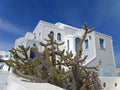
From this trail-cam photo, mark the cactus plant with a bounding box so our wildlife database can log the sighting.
[6,23,102,90]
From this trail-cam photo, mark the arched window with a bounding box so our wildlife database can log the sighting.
[50,31,54,35]
[75,37,80,51]
[57,33,61,41]
[30,49,35,59]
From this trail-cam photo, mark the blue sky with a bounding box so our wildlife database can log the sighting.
[0,0,120,67]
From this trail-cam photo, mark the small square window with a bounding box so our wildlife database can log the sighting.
[5,55,8,57]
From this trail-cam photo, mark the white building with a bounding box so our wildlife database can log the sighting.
[0,50,11,61]
[0,50,11,71]
[15,20,116,76]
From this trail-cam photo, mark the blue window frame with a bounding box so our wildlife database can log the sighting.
[57,33,61,41]
[99,38,104,49]
[30,49,35,59]
[75,37,80,51]
[85,39,89,49]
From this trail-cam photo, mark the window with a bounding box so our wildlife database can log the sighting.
[50,31,54,35]
[5,55,9,57]
[57,33,61,41]
[85,39,89,49]
[67,40,69,50]
[75,37,80,51]
[30,49,35,59]
[99,38,105,49]
[34,33,36,39]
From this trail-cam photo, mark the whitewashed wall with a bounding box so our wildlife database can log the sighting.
[82,31,96,65]
[7,75,64,90]
[94,32,116,76]
[100,77,120,90]
[6,74,120,90]
[33,21,66,52]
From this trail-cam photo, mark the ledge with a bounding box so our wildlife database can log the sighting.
[7,74,64,90]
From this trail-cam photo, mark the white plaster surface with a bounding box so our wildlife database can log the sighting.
[1,70,120,90]
[100,77,120,90]
[0,70,9,90]
[7,74,64,90]
[6,74,120,90]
